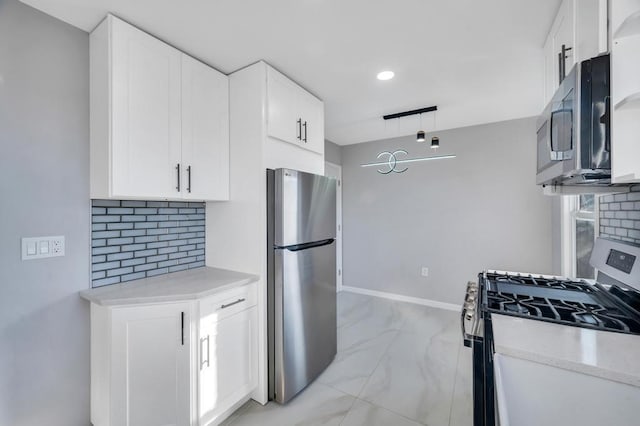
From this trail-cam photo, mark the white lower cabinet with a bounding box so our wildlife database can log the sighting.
[89,283,257,426]
[198,284,258,425]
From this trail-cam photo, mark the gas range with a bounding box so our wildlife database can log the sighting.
[461,238,640,426]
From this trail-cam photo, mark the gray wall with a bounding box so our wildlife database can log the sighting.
[599,186,640,244]
[0,1,90,424]
[342,117,553,304]
[325,139,343,166]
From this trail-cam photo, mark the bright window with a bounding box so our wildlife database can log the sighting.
[563,194,598,279]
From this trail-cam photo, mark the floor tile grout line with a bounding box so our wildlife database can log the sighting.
[355,327,401,399]
[337,392,360,426]
[225,292,469,426]
[355,295,461,425]
[353,299,423,423]
[357,396,431,425]
[352,297,400,400]
[446,342,464,426]
[344,294,407,399]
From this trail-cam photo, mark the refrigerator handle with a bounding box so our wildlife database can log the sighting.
[279,238,335,252]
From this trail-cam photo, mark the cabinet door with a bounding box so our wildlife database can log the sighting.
[111,302,191,426]
[546,0,575,93]
[574,0,601,62]
[110,17,182,199]
[199,306,257,425]
[543,35,557,104]
[267,67,302,145]
[181,55,230,201]
[611,0,640,183]
[298,90,324,155]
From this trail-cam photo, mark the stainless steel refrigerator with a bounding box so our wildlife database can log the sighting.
[267,168,337,404]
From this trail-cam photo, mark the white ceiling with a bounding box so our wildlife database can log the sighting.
[21,0,561,145]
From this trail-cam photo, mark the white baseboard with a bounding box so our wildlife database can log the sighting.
[341,285,461,312]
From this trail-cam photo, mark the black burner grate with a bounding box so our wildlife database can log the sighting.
[487,272,596,292]
[485,291,640,334]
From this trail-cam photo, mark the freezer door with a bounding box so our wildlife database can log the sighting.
[273,240,336,403]
[274,168,336,247]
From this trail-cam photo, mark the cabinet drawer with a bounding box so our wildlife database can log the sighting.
[199,283,257,322]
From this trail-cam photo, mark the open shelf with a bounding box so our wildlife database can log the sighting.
[612,106,640,184]
[614,92,640,110]
[612,36,640,104]
[614,10,640,39]
[612,0,640,36]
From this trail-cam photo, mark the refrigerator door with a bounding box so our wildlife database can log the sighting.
[274,168,336,247]
[273,239,336,403]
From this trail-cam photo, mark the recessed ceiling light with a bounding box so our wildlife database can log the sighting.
[377,71,395,81]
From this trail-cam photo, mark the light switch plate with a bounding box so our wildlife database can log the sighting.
[22,236,65,260]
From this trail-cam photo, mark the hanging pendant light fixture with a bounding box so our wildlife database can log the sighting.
[430,109,439,149]
[431,136,440,149]
[382,105,439,145]
[416,113,425,142]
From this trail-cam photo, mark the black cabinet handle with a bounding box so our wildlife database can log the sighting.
[181,311,185,345]
[303,121,308,143]
[176,163,181,192]
[187,166,192,193]
[297,118,302,140]
[558,44,572,84]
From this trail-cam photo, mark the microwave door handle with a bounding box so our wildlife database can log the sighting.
[549,109,562,160]
[549,108,573,160]
[600,96,611,152]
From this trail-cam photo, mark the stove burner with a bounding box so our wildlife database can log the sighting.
[488,272,594,292]
[485,291,640,334]
[562,301,633,332]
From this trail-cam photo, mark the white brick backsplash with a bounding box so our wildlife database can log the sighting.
[600,191,640,245]
[91,199,205,287]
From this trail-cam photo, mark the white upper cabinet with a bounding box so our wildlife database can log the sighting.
[611,0,640,183]
[267,68,301,145]
[298,89,324,151]
[181,55,230,200]
[543,0,606,103]
[543,0,575,101]
[266,66,324,154]
[90,15,229,201]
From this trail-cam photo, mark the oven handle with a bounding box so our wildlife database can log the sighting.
[461,308,473,348]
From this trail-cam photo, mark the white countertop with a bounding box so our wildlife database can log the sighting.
[80,267,259,306]
[491,313,640,387]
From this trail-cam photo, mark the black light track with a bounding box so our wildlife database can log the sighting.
[383,105,437,120]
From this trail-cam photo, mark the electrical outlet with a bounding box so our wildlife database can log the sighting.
[421,267,429,277]
[51,237,64,255]
[22,236,65,260]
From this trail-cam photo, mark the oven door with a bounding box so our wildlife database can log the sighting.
[463,317,496,426]
[462,280,496,426]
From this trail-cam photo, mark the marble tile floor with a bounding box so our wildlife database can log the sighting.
[222,291,472,426]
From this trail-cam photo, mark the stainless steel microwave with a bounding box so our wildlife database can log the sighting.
[536,54,610,186]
